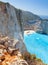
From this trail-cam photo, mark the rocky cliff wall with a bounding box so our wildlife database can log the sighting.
[0,2,26,53]
[41,20,48,34]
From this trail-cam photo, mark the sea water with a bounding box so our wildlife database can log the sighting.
[24,33,48,64]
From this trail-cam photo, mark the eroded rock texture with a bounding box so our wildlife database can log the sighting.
[0,1,26,53]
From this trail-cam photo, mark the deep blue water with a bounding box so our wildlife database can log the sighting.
[24,33,48,64]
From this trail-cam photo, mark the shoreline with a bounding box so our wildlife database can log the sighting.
[24,30,35,35]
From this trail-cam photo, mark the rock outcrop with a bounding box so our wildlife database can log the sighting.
[0,36,28,65]
[0,35,46,65]
[0,34,46,65]
[0,1,27,53]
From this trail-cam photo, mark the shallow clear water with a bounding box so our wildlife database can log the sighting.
[24,33,48,64]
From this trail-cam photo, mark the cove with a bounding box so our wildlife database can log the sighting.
[24,32,48,64]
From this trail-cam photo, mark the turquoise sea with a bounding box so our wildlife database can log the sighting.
[24,33,48,64]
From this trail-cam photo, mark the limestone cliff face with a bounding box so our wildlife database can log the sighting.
[0,2,26,53]
[41,20,48,34]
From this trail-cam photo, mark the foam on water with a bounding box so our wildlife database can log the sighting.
[24,33,48,64]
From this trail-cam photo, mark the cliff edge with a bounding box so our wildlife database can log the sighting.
[0,1,27,53]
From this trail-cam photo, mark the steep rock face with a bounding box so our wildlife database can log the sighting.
[41,20,48,34]
[0,2,26,53]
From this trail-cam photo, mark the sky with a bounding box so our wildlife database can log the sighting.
[0,0,48,16]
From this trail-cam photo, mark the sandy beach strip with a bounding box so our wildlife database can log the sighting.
[24,30,35,35]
